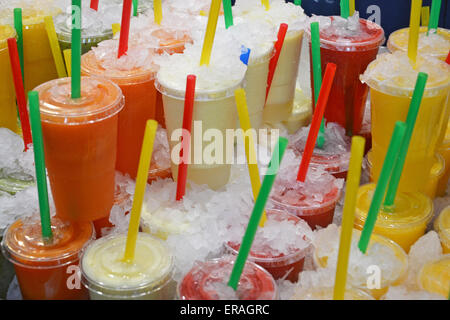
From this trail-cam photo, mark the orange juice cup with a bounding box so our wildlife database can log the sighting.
[434,206,450,254]
[417,254,450,298]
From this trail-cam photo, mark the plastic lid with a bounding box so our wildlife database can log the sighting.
[34,76,124,125]
[356,183,433,229]
[430,153,445,178]
[418,254,450,298]
[1,215,94,268]
[291,286,374,300]
[54,14,113,43]
[434,206,450,246]
[0,5,61,26]
[0,24,15,50]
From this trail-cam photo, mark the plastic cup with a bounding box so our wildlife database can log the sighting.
[387,27,450,61]
[81,49,158,179]
[225,209,313,282]
[437,122,450,196]
[354,183,434,253]
[35,76,124,222]
[434,206,450,254]
[81,232,176,300]
[417,254,450,298]
[307,16,385,136]
[291,286,374,300]
[0,25,19,134]
[1,215,95,300]
[422,153,445,200]
[177,256,278,300]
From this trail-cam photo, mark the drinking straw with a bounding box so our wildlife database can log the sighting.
[44,16,67,78]
[223,0,233,29]
[71,0,81,99]
[63,49,71,76]
[261,0,270,11]
[235,88,267,227]
[421,6,430,27]
[349,0,355,16]
[358,121,407,253]
[132,0,138,17]
[294,0,302,6]
[28,91,53,240]
[333,136,365,300]
[228,136,288,290]
[13,8,24,82]
[123,120,158,262]
[340,0,350,19]
[7,38,32,151]
[297,63,337,182]
[408,0,422,64]
[240,47,250,65]
[200,0,221,66]
[176,75,196,201]
[310,22,325,149]
[383,72,428,207]
[90,0,99,11]
[112,23,121,36]
[118,0,132,58]
[265,23,288,102]
[428,0,442,33]
[154,0,162,25]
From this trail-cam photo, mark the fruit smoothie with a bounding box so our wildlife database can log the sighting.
[354,183,433,253]
[289,122,351,179]
[437,121,450,196]
[1,215,94,300]
[81,38,158,179]
[81,233,176,300]
[314,225,408,299]
[418,255,450,298]
[225,209,313,282]
[155,43,247,190]
[361,51,450,194]
[177,256,278,300]
[434,206,450,254]
[35,76,124,222]
[307,14,385,136]
[387,27,450,61]
[268,150,344,229]
[291,286,374,300]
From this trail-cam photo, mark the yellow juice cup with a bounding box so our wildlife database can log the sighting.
[361,52,450,194]
[437,121,450,196]
[0,25,18,134]
[291,286,374,300]
[434,206,450,254]
[417,254,450,298]
[422,153,445,199]
[354,183,433,253]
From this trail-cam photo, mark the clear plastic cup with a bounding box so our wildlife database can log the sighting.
[35,76,124,222]
[434,206,450,254]
[1,215,95,300]
[291,286,374,300]
[437,123,450,197]
[422,153,445,199]
[177,256,278,300]
[417,254,450,298]
[81,233,176,300]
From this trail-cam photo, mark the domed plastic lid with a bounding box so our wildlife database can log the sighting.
[434,206,450,245]
[418,254,450,298]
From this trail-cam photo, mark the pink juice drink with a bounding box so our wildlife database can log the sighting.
[225,209,313,282]
[177,256,278,300]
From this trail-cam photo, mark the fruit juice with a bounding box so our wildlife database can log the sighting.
[361,51,450,193]
[354,183,433,253]
[0,25,18,134]
[225,209,313,282]
[81,40,158,179]
[314,226,408,299]
[35,76,124,222]
[177,256,278,300]
[434,207,450,254]
[1,215,94,300]
[81,233,176,300]
[307,14,385,136]
[437,122,450,196]
[422,153,445,199]
[417,255,450,298]
[387,27,450,61]
[291,286,374,300]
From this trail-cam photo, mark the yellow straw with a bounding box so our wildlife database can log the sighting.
[112,23,121,36]
[44,16,67,78]
[408,0,423,65]
[349,0,355,16]
[421,6,430,26]
[154,0,162,25]
[63,49,71,77]
[199,0,221,66]
[235,88,267,227]
[123,120,158,262]
[262,0,270,10]
[333,136,365,300]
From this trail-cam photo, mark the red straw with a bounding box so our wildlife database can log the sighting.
[297,63,337,182]
[90,0,99,11]
[176,75,196,201]
[7,38,32,151]
[265,23,288,102]
[118,0,132,58]
[446,50,450,64]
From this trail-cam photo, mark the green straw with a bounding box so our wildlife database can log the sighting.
[133,0,138,17]
[358,121,406,253]
[428,0,442,33]
[383,72,428,207]
[294,0,302,6]
[228,136,288,290]
[223,0,233,29]
[340,0,350,19]
[310,22,326,149]
[71,0,81,99]
[13,8,24,83]
[28,91,53,241]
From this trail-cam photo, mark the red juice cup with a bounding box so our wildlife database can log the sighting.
[35,77,124,222]
[225,209,313,282]
[1,215,95,300]
[307,14,384,136]
[177,256,278,300]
